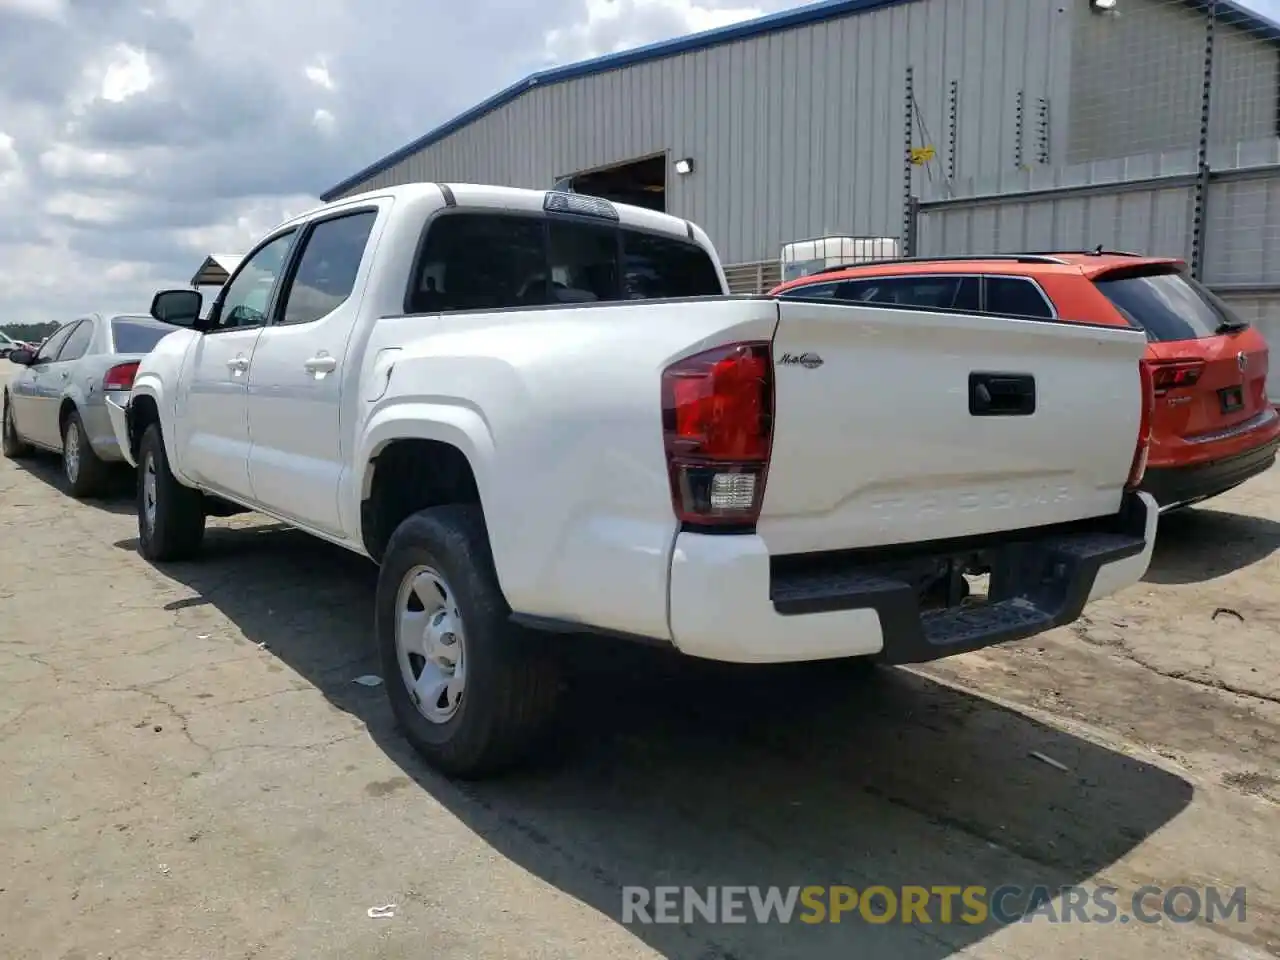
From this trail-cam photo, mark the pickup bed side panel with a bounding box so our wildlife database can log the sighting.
[762,301,1151,555]
[351,298,780,642]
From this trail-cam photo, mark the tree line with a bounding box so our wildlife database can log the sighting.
[1,322,59,342]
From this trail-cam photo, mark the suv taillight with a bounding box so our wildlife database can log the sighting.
[661,341,774,528]
[103,362,140,392]
[1126,359,1155,491]
[1149,358,1205,394]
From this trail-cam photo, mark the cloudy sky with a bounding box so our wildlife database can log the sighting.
[0,0,1277,327]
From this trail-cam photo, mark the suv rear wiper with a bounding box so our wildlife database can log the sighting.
[1216,319,1250,334]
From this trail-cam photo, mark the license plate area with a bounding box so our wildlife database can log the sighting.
[1219,386,1244,414]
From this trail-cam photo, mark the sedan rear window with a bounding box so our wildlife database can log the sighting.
[111,318,173,354]
[1093,269,1248,342]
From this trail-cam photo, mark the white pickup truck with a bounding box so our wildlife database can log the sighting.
[110,183,1159,778]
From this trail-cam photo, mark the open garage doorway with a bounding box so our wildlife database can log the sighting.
[559,153,666,212]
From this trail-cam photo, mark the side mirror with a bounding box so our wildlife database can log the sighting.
[150,289,204,328]
[7,348,34,366]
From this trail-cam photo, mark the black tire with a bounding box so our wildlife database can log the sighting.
[137,423,205,562]
[376,504,561,779]
[2,392,32,459]
[62,410,109,498]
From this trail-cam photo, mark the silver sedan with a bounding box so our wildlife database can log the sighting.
[2,313,177,498]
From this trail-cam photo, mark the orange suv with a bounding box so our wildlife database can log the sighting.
[770,251,1278,512]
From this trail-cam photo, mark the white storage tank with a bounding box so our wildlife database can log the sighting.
[780,236,900,283]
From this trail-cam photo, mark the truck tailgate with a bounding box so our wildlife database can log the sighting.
[760,301,1150,555]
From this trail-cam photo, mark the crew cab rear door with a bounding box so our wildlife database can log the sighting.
[759,299,1150,555]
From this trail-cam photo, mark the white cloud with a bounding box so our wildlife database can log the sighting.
[39,142,134,179]
[305,60,335,91]
[98,45,153,103]
[312,107,337,135]
[173,194,319,257]
[0,0,65,21]
[0,131,24,195]
[545,0,766,63]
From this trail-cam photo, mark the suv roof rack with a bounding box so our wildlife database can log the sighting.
[805,253,1068,276]
[1018,247,1146,258]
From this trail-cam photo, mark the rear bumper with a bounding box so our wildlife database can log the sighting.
[1141,435,1278,509]
[105,394,136,468]
[82,396,128,462]
[668,492,1157,665]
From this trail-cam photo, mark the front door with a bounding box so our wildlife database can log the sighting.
[246,206,381,536]
[12,321,80,447]
[178,230,296,499]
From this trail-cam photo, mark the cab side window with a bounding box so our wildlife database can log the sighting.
[57,319,95,362]
[212,230,297,332]
[33,322,77,363]
[277,211,377,326]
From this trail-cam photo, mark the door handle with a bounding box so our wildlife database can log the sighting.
[226,356,249,373]
[304,355,338,374]
[969,372,1036,417]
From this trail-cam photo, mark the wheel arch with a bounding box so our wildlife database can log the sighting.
[356,405,495,565]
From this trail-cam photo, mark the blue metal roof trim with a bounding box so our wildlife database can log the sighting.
[319,0,1280,201]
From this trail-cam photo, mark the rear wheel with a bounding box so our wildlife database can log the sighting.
[2,393,32,459]
[137,424,205,561]
[62,411,108,498]
[376,505,561,779]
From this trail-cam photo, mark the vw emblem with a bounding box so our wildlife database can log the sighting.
[1238,351,1248,373]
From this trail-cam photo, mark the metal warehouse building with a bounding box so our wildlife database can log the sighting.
[322,0,1280,338]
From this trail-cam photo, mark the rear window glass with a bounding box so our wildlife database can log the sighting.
[1093,270,1247,342]
[111,318,172,354]
[407,213,722,314]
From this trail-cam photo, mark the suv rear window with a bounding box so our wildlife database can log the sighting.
[1093,269,1248,342]
[407,213,722,314]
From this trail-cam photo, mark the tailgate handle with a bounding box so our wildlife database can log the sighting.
[969,372,1036,417]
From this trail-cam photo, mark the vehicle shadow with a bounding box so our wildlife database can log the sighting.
[116,521,1194,960]
[13,453,136,514]
[1143,506,1280,586]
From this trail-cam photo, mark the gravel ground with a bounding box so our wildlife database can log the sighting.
[2,369,1278,959]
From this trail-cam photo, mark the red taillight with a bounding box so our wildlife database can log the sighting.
[661,341,774,527]
[1126,359,1155,491]
[103,362,139,392]
[1149,358,1204,394]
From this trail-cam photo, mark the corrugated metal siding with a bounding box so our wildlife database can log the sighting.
[1203,174,1280,286]
[334,0,1069,264]
[917,183,1197,261]
[1067,0,1277,164]
[1217,295,1280,362]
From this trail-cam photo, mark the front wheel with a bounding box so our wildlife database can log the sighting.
[376,505,561,779]
[137,424,205,562]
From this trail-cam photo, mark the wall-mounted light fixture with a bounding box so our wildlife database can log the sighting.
[674,157,694,175]
[1089,0,1117,11]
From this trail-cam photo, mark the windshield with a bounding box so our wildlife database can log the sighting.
[111,317,173,354]
[1093,269,1248,342]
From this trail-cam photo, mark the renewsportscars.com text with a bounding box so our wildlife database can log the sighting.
[621,884,1247,926]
